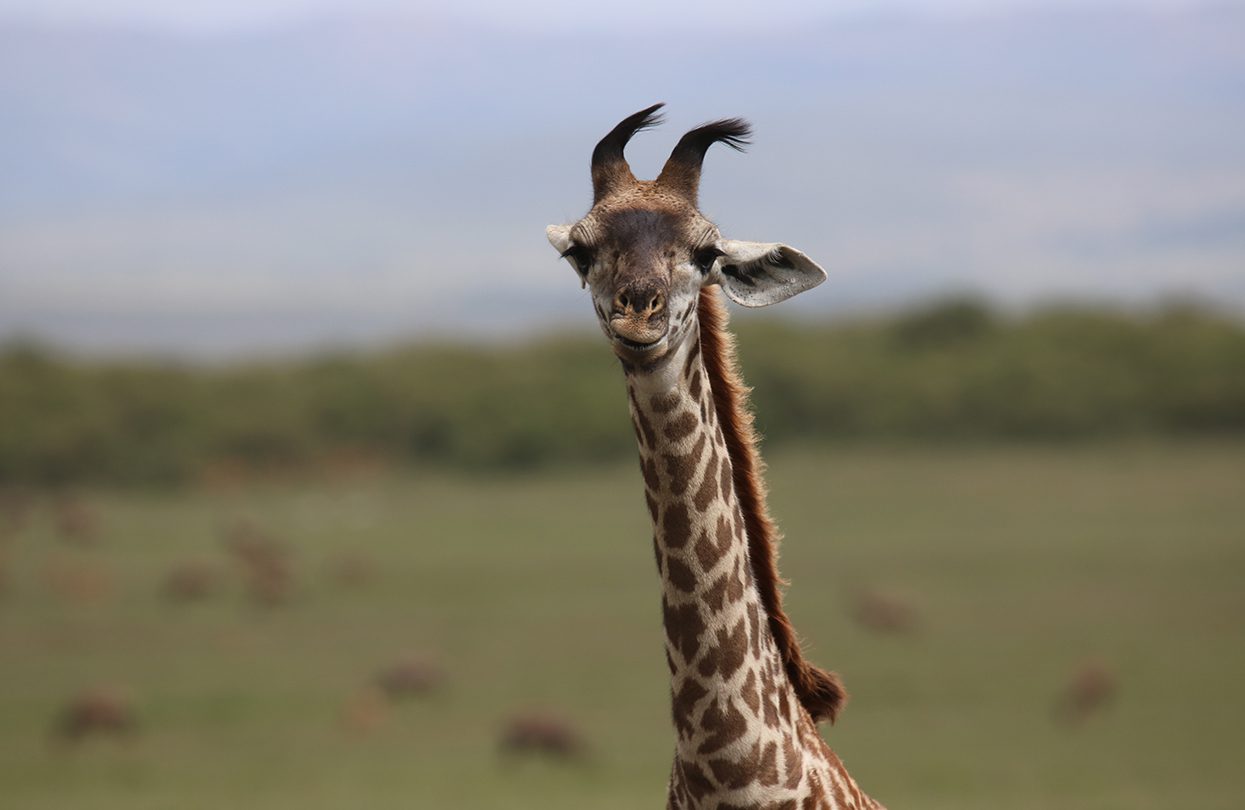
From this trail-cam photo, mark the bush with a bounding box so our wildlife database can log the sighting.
[2,299,1242,485]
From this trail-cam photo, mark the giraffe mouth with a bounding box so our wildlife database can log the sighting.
[615,334,665,353]
[609,315,669,357]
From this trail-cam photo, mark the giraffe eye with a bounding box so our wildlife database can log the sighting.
[693,246,724,274]
[561,245,594,276]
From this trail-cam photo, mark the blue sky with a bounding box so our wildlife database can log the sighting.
[0,2,1242,355]
[0,0,1218,31]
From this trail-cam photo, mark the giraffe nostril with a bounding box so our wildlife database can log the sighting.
[614,288,665,318]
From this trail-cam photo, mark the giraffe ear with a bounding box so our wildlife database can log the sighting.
[712,240,826,307]
[546,224,573,254]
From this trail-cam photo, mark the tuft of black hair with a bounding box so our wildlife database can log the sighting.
[590,103,666,199]
[657,117,752,202]
[666,117,752,165]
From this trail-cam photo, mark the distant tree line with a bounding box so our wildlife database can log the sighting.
[2,299,1243,485]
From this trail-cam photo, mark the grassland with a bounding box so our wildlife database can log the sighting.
[1,441,1242,809]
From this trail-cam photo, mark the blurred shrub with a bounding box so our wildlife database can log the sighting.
[1,298,1243,485]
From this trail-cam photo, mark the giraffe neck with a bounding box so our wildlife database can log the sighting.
[627,324,814,803]
[625,291,879,809]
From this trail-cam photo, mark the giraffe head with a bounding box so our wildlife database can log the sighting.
[546,104,827,368]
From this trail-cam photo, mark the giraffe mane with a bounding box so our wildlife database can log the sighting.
[696,286,848,724]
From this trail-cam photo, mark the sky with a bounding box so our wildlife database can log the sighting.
[0,0,1221,31]
[0,1,1242,356]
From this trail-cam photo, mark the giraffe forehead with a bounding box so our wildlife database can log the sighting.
[600,207,685,255]
[578,190,713,253]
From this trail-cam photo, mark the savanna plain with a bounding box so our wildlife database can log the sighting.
[1,440,1241,809]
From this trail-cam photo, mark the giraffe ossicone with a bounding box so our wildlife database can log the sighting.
[547,104,884,809]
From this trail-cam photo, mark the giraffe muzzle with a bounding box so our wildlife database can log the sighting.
[610,316,666,350]
[609,285,667,350]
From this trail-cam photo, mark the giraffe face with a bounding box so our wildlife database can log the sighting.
[546,104,829,370]
[548,187,717,367]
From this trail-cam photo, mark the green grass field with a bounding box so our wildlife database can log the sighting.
[1,441,1242,809]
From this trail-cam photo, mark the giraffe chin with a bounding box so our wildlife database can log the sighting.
[611,334,670,366]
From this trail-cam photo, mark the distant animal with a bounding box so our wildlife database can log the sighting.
[498,712,588,760]
[373,656,445,699]
[222,520,292,605]
[1053,659,1117,727]
[547,105,882,808]
[54,687,137,743]
[43,557,112,604]
[54,496,100,546]
[162,561,223,602]
[339,687,390,735]
[326,551,375,588]
[851,589,919,635]
[222,519,283,565]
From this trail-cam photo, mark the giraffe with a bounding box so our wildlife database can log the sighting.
[546,104,884,809]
